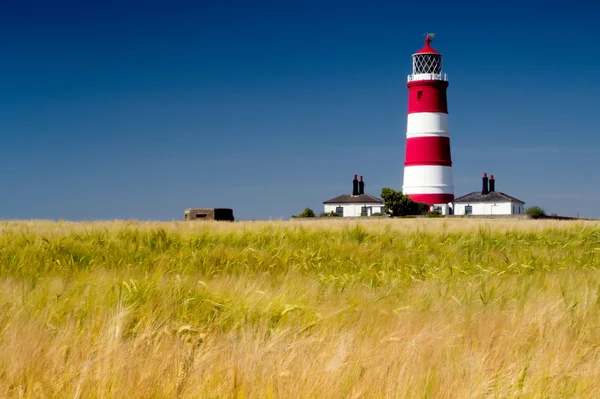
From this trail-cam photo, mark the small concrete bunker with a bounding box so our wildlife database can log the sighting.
[184,208,234,221]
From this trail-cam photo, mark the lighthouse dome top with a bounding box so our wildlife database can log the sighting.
[414,37,441,55]
[408,35,447,83]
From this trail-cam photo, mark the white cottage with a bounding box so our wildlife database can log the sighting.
[323,175,385,217]
[453,174,525,216]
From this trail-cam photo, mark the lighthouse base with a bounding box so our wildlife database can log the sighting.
[406,194,454,215]
[405,193,454,205]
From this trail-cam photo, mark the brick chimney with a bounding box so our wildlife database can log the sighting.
[352,174,359,196]
[482,173,489,195]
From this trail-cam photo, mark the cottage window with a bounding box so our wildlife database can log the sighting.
[336,206,344,217]
[465,205,473,215]
[361,206,369,216]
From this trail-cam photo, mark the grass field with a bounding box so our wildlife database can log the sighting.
[1,218,600,398]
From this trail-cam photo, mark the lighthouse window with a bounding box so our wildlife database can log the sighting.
[414,54,442,74]
[417,91,423,100]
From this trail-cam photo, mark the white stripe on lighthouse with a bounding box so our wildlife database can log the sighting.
[406,112,449,138]
[402,165,454,194]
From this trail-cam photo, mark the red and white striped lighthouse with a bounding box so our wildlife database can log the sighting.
[402,34,454,210]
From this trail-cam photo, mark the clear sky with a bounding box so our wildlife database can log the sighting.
[1,0,599,221]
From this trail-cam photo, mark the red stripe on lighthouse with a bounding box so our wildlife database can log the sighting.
[407,80,448,114]
[406,193,455,205]
[404,136,452,166]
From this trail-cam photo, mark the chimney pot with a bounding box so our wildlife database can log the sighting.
[482,173,489,195]
[352,174,359,196]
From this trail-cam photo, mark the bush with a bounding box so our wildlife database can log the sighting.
[418,203,430,216]
[524,206,546,217]
[319,211,341,217]
[427,210,443,218]
[371,212,384,217]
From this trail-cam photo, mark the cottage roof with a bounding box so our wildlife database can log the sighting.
[453,191,525,204]
[323,194,384,204]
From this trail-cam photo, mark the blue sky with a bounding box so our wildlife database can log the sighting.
[1,0,599,220]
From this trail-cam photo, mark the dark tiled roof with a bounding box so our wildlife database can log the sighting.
[323,194,384,204]
[453,191,525,204]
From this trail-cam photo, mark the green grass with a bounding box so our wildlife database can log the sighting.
[1,219,600,398]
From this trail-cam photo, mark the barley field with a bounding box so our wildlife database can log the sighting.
[1,218,600,398]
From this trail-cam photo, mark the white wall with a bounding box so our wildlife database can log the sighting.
[324,203,385,217]
[454,201,525,216]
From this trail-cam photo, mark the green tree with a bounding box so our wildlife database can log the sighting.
[298,208,316,218]
[380,188,403,216]
[524,206,546,217]
[380,188,429,217]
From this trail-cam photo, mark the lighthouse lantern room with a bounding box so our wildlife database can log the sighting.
[402,34,454,215]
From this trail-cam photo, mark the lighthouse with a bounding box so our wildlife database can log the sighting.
[402,34,454,214]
